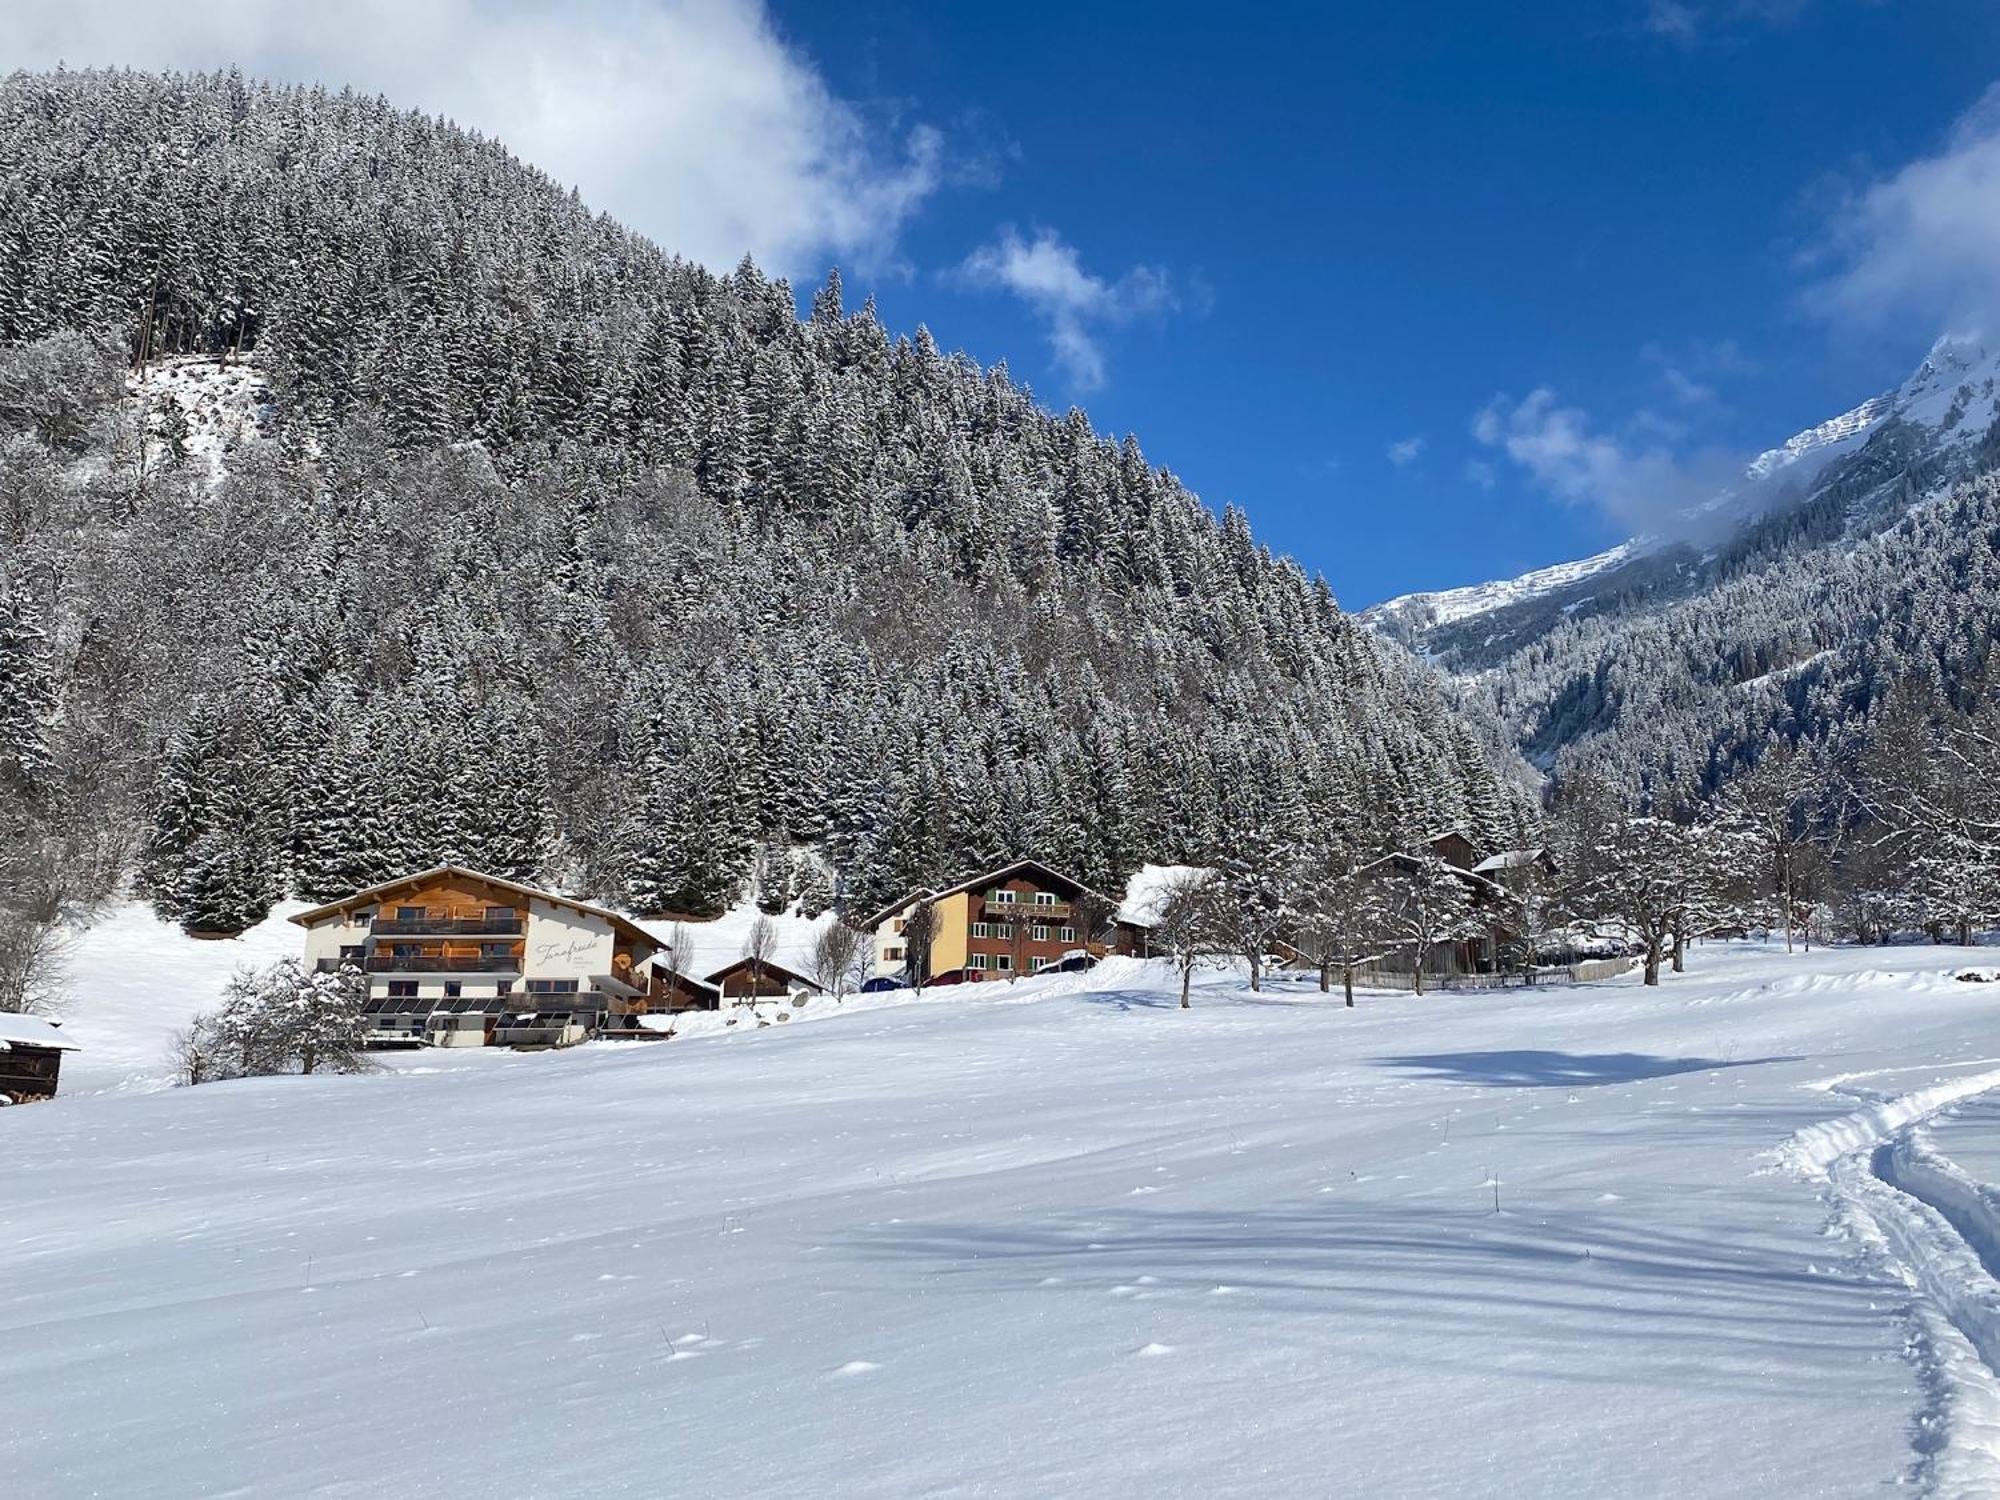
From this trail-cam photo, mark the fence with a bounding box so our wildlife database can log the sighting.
[1354,956,1635,992]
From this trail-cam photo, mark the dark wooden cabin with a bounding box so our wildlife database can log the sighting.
[0,1013,81,1103]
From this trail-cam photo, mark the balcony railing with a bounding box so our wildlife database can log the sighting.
[982,900,1072,920]
[363,954,523,974]
[371,917,525,938]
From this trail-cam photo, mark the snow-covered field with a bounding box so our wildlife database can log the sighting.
[13,935,2000,1496]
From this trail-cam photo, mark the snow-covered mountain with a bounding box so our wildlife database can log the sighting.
[1361,542,1638,644]
[1363,334,2000,658]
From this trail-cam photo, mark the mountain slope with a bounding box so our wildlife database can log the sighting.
[1361,335,2000,794]
[1369,335,2000,666]
[0,67,1529,928]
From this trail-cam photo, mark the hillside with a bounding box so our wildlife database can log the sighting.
[0,67,1528,934]
[1363,336,2000,796]
[11,939,2000,1495]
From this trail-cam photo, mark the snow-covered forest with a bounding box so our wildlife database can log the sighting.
[0,67,1529,941]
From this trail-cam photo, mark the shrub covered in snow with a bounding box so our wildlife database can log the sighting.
[177,958,369,1084]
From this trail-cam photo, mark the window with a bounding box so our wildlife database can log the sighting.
[988,889,1016,905]
[355,909,375,927]
[893,918,906,934]
[484,906,515,925]
[970,922,990,939]
[527,978,580,995]
[386,981,418,999]
[496,980,513,996]
[995,954,1012,971]
[1034,891,1057,907]
[969,954,989,971]
[444,982,462,999]
[339,944,365,961]
[885,946,905,960]
[1060,927,1076,943]
[396,905,425,921]
[1033,957,1052,972]
[1031,925,1051,942]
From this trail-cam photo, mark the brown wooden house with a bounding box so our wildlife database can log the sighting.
[859,858,1137,984]
[1360,838,1513,977]
[705,957,822,1002]
[0,1013,81,1103]
[607,961,725,1029]
[290,866,665,1048]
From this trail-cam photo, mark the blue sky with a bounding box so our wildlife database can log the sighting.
[767,0,2000,605]
[11,0,2000,606]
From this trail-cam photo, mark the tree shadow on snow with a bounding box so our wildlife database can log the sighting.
[847,1198,1899,1397]
[1375,1049,1800,1089]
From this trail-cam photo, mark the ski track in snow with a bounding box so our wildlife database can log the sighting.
[1780,1065,2000,1496]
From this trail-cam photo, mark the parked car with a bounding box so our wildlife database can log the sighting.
[859,976,903,994]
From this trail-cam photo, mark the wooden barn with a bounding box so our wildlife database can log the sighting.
[0,1012,81,1103]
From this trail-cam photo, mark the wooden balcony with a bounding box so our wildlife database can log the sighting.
[372,916,525,938]
[363,953,523,974]
[982,900,1072,920]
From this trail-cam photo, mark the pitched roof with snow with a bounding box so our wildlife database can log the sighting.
[1472,848,1548,874]
[703,957,820,991]
[855,858,1117,932]
[287,866,663,952]
[1360,850,1506,898]
[0,1012,80,1052]
[1115,864,1216,928]
[641,957,722,997]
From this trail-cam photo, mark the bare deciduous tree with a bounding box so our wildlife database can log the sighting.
[0,904,71,1016]
[740,914,778,1004]
[1070,889,1117,955]
[902,899,937,992]
[662,921,699,983]
[1375,855,1478,996]
[1294,839,1377,1007]
[1154,870,1227,1009]
[1003,907,1034,982]
[809,920,865,1000]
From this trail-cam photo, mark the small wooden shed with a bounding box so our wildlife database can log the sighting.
[0,1012,81,1103]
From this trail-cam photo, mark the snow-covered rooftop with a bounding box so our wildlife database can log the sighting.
[0,1012,81,1052]
[1116,863,1213,927]
[1471,848,1545,874]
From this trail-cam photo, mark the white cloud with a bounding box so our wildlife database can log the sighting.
[4,0,946,278]
[1638,0,1815,46]
[1642,0,1702,42]
[1808,83,2000,335]
[1472,389,1737,533]
[959,226,1178,390]
[1461,458,1497,491]
[1656,366,1716,407]
[1386,435,1426,467]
